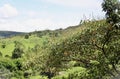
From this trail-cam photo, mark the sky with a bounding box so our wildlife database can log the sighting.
[0,0,104,32]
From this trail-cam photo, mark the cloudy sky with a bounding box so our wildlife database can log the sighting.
[0,0,104,32]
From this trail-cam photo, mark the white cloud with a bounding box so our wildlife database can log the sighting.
[42,0,101,9]
[0,18,77,32]
[0,1,104,32]
[27,11,38,17]
[0,9,103,32]
[0,4,18,18]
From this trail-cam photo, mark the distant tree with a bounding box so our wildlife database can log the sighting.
[1,44,6,48]
[12,41,25,59]
[14,41,25,49]
[28,33,31,36]
[54,32,59,37]
[0,51,2,57]
[37,33,43,38]
[12,47,24,59]
[24,34,29,39]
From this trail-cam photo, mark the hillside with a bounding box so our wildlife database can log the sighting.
[0,20,119,79]
[0,0,120,78]
[0,31,25,38]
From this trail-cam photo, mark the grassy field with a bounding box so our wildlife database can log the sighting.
[0,34,50,56]
[0,21,88,57]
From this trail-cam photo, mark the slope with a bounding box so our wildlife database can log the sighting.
[0,19,119,79]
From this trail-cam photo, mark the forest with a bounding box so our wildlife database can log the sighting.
[0,0,120,79]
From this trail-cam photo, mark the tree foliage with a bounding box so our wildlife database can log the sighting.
[12,41,25,59]
[102,0,120,24]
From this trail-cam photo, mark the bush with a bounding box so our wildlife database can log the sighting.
[24,34,29,39]
[12,47,24,59]
[5,55,10,58]
[24,70,32,78]
[0,51,2,57]
[1,44,6,48]
[0,58,16,71]
[12,70,24,79]
[52,67,88,79]
[13,59,23,70]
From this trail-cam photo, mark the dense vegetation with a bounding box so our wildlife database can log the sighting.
[0,0,120,79]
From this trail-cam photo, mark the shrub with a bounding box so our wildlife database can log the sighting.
[12,47,24,59]
[24,70,32,78]
[0,51,2,57]
[24,34,29,39]
[1,44,6,48]
[5,55,10,58]
[52,67,88,79]
[12,70,24,79]
[0,58,16,71]
[13,59,23,70]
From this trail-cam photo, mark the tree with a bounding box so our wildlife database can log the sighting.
[101,0,120,76]
[1,44,6,48]
[102,0,120,24]
[12,41,25,59]
[24,34,29,39]
[0,51,2,57]
[12,47,24,59]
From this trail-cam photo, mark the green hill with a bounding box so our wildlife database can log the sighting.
[0,20,119,79]
[0,31,25,38]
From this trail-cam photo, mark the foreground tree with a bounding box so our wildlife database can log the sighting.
[102,0,120,24]
[45,0,120,78]
[101,0,120,76]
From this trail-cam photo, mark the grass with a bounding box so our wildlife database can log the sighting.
[0,34,50,57]
[0,43,14,56]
